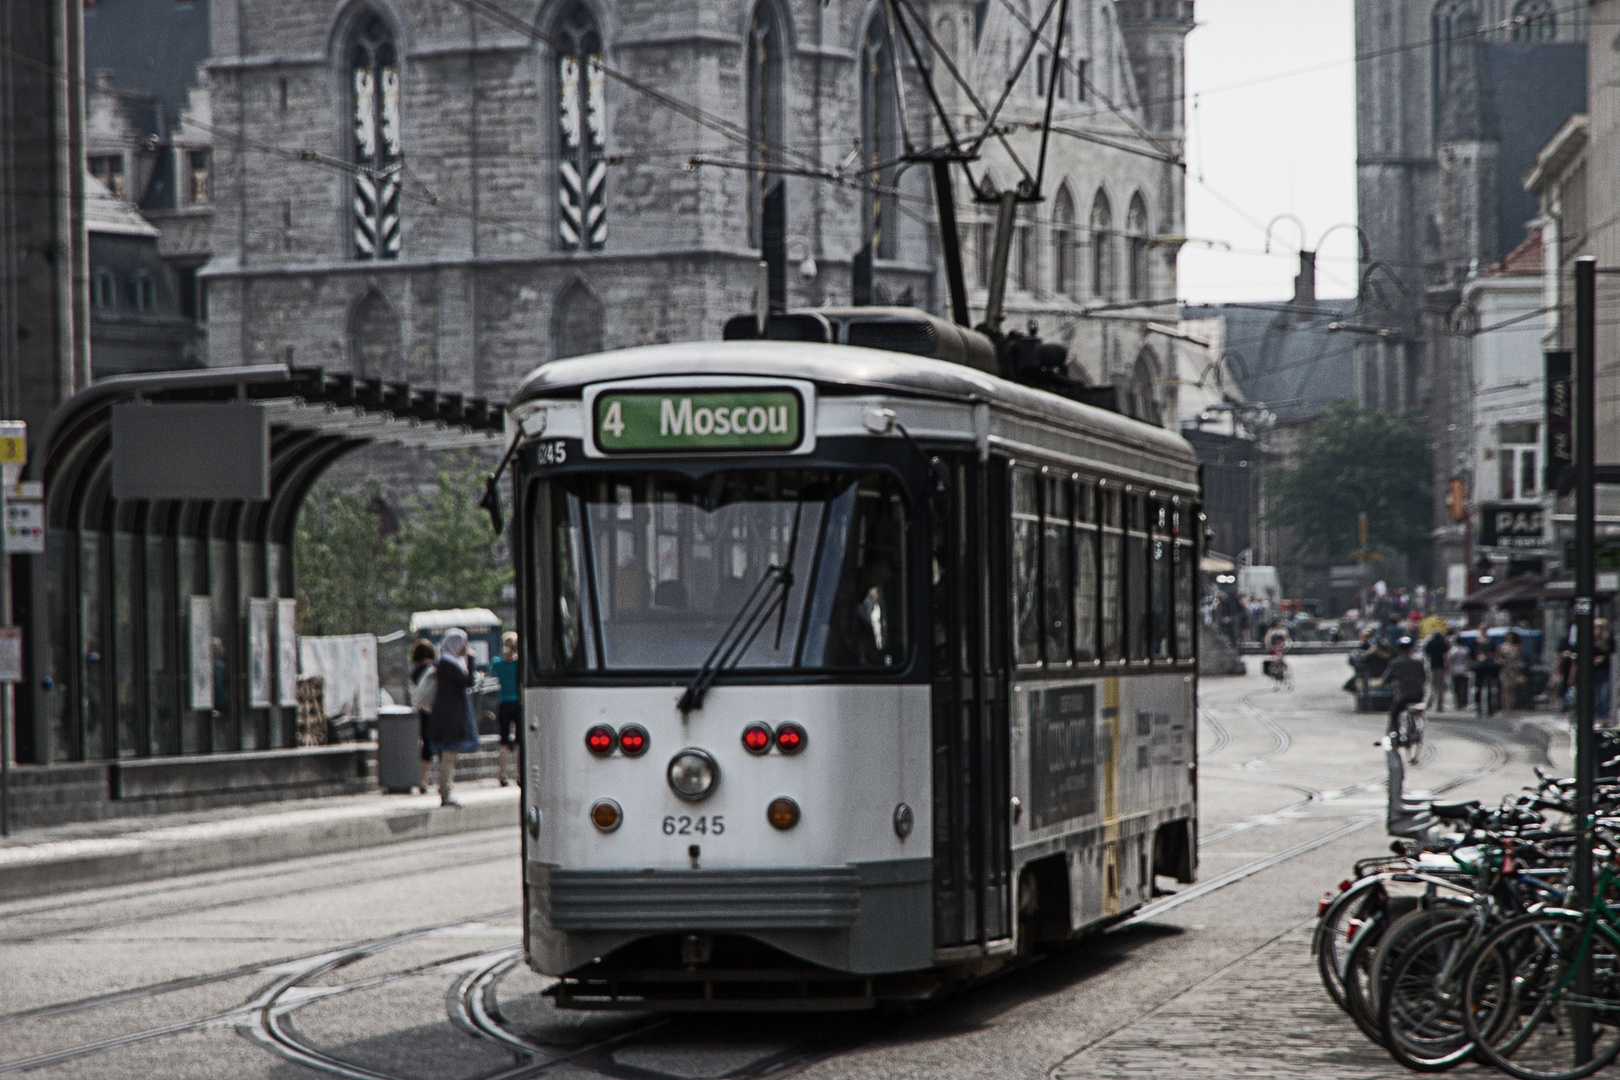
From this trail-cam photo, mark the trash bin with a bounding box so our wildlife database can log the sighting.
[377,704,420,793]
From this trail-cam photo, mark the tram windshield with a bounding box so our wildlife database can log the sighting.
[529,469,909,673]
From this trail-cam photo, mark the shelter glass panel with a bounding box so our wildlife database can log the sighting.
[79,534,108,760]
[46,528,77,761]
[145,531,178,755]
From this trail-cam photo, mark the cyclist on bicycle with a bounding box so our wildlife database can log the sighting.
[1382,636,1426,739]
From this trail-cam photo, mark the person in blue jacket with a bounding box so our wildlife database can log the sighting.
[488,631,521,787]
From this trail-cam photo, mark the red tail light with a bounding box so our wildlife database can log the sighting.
[585,725,617,756]
[775,723,806,755]
[618,725,649,757]
[742,723,773,754]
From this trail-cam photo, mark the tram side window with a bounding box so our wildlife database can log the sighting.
[1126,494,1149,661]
[528,480,596,672]
[1012,467,1041,666]
[1099,486,1122,662]
[1174,504,1196,661]
[1150,501,1173,660]
[1073,482,1098,662]
[1042,475,1072,664]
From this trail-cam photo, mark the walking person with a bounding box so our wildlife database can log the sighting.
[1423,629,1449,710]
[1472,641,1501,717]
[426,628,479,808]
[1597,618,1616,722]
[488,631,521,787]
[1497,631,1524,713]
[408,638,437,794]
[1447,634,1472,713]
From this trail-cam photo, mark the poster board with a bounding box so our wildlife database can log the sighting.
[188,596,213,710]
[248,598,272,708]
[277,598,299,707]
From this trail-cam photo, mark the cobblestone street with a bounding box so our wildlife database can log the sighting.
[0,654,1560,1079]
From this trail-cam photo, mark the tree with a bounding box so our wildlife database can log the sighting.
[294,478,403,635]
[294,455,512,636]
[395,456,512,615]
[1265,402,1433,570]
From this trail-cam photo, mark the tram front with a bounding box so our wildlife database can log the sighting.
[509,346,946,1009]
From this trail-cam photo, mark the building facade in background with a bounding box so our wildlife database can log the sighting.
[0,0,89,435]
[194,0,1187,419]
[1354,0,1586,597]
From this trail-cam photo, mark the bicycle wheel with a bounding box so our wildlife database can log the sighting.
[1462,912,1620,1080]
[1381,916,1482,1072]
[1349,905,1465,1047]
[1317,883,1383,1012]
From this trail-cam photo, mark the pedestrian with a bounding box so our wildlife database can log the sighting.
[408,638,437,794]
[1447,634,1472,712]
[1423,629,1449,710]
[426,627,480,808]
[1497,631,1524,712]
[1471,641,1501,717]
[488,631,521,787]
[1597,618,1615,721]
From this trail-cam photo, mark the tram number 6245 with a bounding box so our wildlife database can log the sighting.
[663,815,723,836]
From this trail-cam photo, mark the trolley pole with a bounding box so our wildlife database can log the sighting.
[1574,254,1597,1066]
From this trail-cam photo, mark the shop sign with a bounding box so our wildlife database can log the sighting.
[1479,502,1545,550]
[1547,351,1573,495]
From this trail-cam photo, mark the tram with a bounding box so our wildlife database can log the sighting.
[506,308,1200,1009]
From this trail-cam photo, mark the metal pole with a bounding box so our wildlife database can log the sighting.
[1574,254,1596,1065]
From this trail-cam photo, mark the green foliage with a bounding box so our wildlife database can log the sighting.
[1265,402,1433,568]
[294,479,402,636]
[395,458,512,615]
[294,455,511,636]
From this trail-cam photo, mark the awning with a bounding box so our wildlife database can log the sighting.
[1459,572,1546,608]
[1201,552,1237,573]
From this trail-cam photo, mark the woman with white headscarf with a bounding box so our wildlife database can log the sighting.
[426,627,479,806]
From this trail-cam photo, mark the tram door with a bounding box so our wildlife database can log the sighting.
[929,456,1012,948]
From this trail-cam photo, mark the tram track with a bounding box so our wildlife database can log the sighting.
[0,844,516,946]
[1199,707,1230,757]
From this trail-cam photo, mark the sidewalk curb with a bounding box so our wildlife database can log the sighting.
[0,791,520,904]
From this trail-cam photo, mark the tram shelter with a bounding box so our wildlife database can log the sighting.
[8,365,506,826]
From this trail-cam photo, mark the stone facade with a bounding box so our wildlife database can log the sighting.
[1354,0,1586,590]
[199,0,1187,423]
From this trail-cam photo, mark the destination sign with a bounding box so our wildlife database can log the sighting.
[592,389,803,454]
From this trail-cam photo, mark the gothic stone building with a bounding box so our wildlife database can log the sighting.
[1355,0,1586,587]
[201,0,1188,422]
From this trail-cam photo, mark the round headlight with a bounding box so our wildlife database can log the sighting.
[667,748,719,801]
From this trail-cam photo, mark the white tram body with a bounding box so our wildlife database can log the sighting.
[509,340,1199,1009]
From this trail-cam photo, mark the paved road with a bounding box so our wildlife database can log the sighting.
[0,656,1559,1078]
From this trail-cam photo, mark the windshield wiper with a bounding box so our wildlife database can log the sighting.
[677,500,806,716]
[677,564,791,715]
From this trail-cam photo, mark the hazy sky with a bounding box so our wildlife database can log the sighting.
[1179,1,1357,303]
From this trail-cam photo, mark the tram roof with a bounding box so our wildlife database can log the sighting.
[511,341,1196,465]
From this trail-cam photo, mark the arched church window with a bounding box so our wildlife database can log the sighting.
[555,3,607,251]
[747,3,785,248]
[1051,185,1075,296]
[348,289,401,377]
[554,280,604,358]
[862,19,900,259]
[1509,0,1556,41]
[1090,190,1113,298]
[349,14,401,260]
[1126,193,1150,299]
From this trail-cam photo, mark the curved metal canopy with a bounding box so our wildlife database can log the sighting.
[17,365,506,766]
